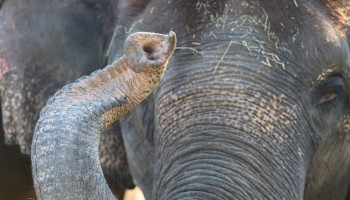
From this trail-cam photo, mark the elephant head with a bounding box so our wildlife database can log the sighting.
[32,0,350,199]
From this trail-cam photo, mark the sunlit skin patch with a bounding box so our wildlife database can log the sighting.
[319,1,350,36]
[0,57,10,80]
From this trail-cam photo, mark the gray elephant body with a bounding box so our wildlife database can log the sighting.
[31,0,350,199]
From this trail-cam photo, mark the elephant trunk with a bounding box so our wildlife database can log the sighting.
[152,48,312,199]
[31,32,176,200]
[153,116,310,199]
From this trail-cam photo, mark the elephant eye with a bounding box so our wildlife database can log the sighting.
[311,75,349,132]
[319,91,337,104]
[314,76,348,109]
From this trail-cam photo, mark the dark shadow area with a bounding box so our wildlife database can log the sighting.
[0,121,35,199]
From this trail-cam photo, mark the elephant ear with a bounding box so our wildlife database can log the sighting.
[99,121,135,195]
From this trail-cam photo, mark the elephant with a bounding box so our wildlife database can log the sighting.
[32,0,350,199]
[0,0,135,198]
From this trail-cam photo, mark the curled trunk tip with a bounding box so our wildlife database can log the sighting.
[124,31,177,73]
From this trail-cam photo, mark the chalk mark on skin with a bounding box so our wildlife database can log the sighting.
[222,4,229,30]
[126,19,143,34]
[292,28,299,43]
[175,47,203,55]
[105,29,117,59]
[262,8,268,31]
[293,0,299,7]
[213,41,233,73]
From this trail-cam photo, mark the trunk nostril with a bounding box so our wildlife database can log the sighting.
[124,31,176,73]
[143,45,159,60]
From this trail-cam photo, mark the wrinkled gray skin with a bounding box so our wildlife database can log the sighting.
[0,0,134,196]
[33,0,350,200]
[32,31,176,199]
